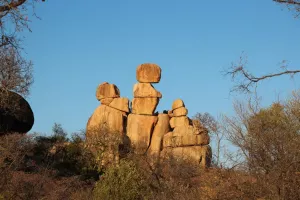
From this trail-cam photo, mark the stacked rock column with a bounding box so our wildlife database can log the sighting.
[86,63,212,168]
[126,64,164,154]
[162,99,212,167]
[86,82,130,166]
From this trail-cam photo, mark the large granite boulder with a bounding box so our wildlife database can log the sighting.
[96,82,120,101]
[148,114,170,158]
[0,90,34,134]
[131,97,159,115]
[86,104,127,137]
[126,114,158,153]
[136,63,161,83]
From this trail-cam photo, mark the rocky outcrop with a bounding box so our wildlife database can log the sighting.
[87,83,129,138]
[126,64,162,154]
[0,90,34,134]
[162,99,211,167]
[87,83,130,167]
[86,63,212,168]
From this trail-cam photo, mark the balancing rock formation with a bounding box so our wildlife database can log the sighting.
[87,82,129,136]
[162,100,212,167]
[127,64,163,154]
[86,63,212,167]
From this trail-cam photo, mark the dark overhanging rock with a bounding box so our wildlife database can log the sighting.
[0,90,34,134]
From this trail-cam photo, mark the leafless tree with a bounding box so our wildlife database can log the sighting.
[0,0,44,49]
[193,112,225,167]
[0,0,45,114]
[0,47,33,109]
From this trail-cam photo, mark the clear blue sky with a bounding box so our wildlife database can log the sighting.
[23,0,300,135]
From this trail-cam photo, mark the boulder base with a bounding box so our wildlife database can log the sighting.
[86,105,127,138]
[161,145,212,167]
[126,114,158,153]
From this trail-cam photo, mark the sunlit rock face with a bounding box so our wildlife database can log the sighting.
[86,63,212,168]
[0,90,34,134]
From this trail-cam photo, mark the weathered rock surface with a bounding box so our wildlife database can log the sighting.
[148,114,170,155]
[131,98,159,115]
[0,90,34,134]
[173,125,202,136]
[86,62,212,168]
[100,97,114,105]
[172,99,185,110]
[96,82,120,100]
[126,114,158,153]
[161,145,212,167]
[133,83,162,98]
[136,63,161,83]
[169,116,191,128]
[172,107,188,117]
[86,105,127,137]
[163,132,210,147]
[109,97,130,113]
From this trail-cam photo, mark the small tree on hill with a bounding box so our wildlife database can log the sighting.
[222,93,300,199]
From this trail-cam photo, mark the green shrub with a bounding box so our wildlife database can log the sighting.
[93,159,151,200]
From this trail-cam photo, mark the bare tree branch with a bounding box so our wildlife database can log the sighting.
[224,54,300,93]
[274,0,300,17]
[274,0,300,6]
[0,0,27,12]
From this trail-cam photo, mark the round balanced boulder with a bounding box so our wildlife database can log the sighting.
[0,90,34,134]
[96,82,120,101]
[136,63,161,83]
